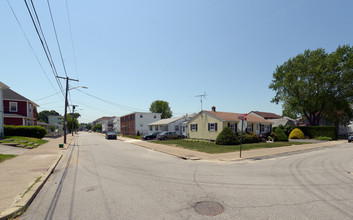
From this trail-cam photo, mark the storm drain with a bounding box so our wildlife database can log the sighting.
[194,201,224,216]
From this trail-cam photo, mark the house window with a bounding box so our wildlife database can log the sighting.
[140,115,143,118]
[190,124,198,131]
[228,122,237,132]
[175,125,179,131]
[247,123,253,132]
[9,102,18,112]
[154,115,156,118]
[208,123,217,131]
[150,127,153,131]
[155,126,158,131]
[140,124,143,127]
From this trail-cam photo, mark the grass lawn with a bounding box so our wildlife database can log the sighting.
[151,139,310,154]
[0,136,48,148]
[0,154,16,163]
[122,135,142,140]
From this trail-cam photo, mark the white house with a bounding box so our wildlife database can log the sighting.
[0,82,9,138]
[113,116,120,134]
[121,112,162,135]
[148,114,197,136]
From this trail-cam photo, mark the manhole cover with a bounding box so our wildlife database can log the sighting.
[194,201,223,216]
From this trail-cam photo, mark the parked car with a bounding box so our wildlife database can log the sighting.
[105,131,117,140]
[157,131,181,140]
[348,135,353,143]
[142,132,160,140]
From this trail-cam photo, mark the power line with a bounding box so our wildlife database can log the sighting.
[7,0,62,101]
[23,0,65,98]
[76,89,147,112]
[65,0,79,79]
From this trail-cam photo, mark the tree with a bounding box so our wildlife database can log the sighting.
[149,100,172,119]
[67,114,79,133]
[92,123,102,132]
[37,110,60,123]
[269,45,353,126]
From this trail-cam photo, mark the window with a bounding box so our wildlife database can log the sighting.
[190,124,198,131]
[247,123,253,132]
[150,127,153,131]
[175,125,179,131]
[154,115,156,118]
[140,115,143,118]
[140,124,143,127]
[9,102,18,112]
[228,122,237,132]
[208,123,217,131]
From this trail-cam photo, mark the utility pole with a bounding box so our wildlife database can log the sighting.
[57,76,78,144]
[71,105,78,136]
[195,92,208,112]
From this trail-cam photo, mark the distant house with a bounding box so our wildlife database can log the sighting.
[148,113,196,136]
[0,82,9,138]
[113,117,120,134]
[120,112,161,136]
[48,115,63,125]
[3,88,38,126]
[249,111,296,127]
[188,107,273,141]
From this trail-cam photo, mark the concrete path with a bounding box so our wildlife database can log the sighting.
[0,144,28,155]
[0,136,74,220]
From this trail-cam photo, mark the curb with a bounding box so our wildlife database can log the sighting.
[0,137,75,220]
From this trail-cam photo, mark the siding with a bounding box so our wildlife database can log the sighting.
[188,113,223,141]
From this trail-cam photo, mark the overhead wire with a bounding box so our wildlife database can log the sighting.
[7,0,62,102]
[76,89,147,112]
[23,0,65,98]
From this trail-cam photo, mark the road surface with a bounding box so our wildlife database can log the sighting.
[21,132,353,219]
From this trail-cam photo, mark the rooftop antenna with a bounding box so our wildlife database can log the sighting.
[195,92,208,112]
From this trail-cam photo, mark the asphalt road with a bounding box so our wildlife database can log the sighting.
[21,132,353,219]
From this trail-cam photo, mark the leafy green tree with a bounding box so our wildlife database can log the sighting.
[269,45,353,126]
[149,100,172,119]
[92,123,102,132]
[85,123,92,130]
[37,110,61,123]
[67,114,79,133]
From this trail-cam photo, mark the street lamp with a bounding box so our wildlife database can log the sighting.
[63,85,88,143]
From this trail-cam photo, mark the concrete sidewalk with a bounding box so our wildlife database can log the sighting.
[117,136,347,162]
[0,135,75,220]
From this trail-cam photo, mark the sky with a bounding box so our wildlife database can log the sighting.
[1,0,353,123]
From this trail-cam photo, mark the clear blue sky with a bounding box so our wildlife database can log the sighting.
[2,0,353,123]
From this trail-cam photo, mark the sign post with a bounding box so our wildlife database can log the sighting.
[237,114,248,158]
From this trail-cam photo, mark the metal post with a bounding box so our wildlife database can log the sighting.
[240,119,243,158]
[72,105,77,136]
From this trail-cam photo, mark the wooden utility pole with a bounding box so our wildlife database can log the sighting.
[57,76,78,144]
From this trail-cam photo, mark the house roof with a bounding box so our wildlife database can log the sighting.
[205,111,272,124]
[269,117,296,127]
[3,88,39,106]
[250,111,282,119]
[94,116,115,123]
[149,116,185,126]
[0,82,9,89]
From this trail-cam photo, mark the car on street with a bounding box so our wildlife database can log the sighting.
[348,135,353,143]
[142,132,160,140]
[157,131,181,140]
[105,131,117,140]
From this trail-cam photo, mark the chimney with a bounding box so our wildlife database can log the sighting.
[212,106,216,112]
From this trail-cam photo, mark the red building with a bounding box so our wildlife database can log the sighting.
[3,88,38,126]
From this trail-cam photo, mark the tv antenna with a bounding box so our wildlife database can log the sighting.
[195,92,208,111]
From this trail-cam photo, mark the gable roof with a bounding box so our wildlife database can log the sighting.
[149,116,186,126]
[3,88,39,106]
[250,111,282,119]
[205,111,272,124]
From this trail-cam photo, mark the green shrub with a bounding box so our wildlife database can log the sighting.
[4,125,47,139]
[216,127,239,145]
[275,127,288,142]
[137,130,140,136]
[184,139,215,144]
[296,126,337,140]
[289,128,305,139]
[269,132,277,141]
[316,136,332,141]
